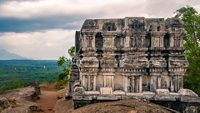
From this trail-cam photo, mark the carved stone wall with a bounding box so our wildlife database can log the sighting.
[70,17,188,96]
[68,17,200,113]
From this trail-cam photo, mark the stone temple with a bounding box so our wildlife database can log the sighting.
[68,17,200,112]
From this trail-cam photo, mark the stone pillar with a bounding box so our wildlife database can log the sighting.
[180,38,183,47]
[170,36,174,47]
[82,35,86,48]
[158,76,161,89]
[103,76,106,87]
[170,76,174,92]
[139,76,142,93]
[131,76,135,92]
[88,76,91,91]
[112,36,115,47]
[124,76,128,92]
[151,37,154,48]
[179,76,183,89]
[92,35,95,48]
[160,36,163,47]
[93,75,96,91]
[82,75,85,87]
[150,76,156,92]
[111,76,114,90]
[141,36,145,47]
[124,36,130,48]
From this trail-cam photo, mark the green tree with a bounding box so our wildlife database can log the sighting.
[68,46,75,58]
[175,6,200,95]
[57,46,75,88]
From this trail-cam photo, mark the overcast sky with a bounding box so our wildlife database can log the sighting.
[0,0,199,60]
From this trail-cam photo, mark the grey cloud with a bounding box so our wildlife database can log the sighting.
[0,16,83,32]
[0,29,75,60]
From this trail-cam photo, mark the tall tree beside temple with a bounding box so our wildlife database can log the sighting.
[57,46,75,87]
[175,6,200,95]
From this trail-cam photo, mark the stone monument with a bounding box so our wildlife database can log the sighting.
[68,17,200,112]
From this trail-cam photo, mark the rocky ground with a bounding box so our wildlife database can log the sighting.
[0,86,41,113]
[55,98,179,113]
[0,86,179,113]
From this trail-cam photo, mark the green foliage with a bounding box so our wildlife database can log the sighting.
[57,46,75,87]
[0,79,24,91]
[68,46,76,58]
[176,6,200,95]
[0,60,61,91]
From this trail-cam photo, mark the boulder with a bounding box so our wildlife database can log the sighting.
[0,97,10,110]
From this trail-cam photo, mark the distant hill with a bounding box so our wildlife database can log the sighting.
[0,49,27,60]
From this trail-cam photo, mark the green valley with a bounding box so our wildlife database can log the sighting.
[0,60,61,91]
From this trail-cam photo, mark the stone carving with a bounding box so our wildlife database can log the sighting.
[68,17,200,112]
[103,22,117,31]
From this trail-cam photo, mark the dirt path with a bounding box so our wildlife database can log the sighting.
[35,89,66,113]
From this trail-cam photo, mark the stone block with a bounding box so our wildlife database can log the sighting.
[178,89,198,97]
[100,87,113,95]
[97,96,118,100]
[113,90,125,95]
[85,91,100,95]
[142,92,155,99]
[155,89,170,96]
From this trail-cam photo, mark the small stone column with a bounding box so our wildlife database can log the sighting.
[111,76,114,90]
[139,76,142,93]
[93,75,96,91]
[88,76,91,90]
[124,76,128,92]
[124,36,130,48]
[82,75,85,87]
[103,76,106,87]
[131,76,135,92]
[158,76,161,89]
[179,76,183,89]
[170,76,174,92]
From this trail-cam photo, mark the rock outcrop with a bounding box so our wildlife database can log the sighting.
[0,86,41,113]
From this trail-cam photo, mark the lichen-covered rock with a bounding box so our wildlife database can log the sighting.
[184,106,198,113]
[18,86,39,100]
[0,97,10,110]
[0,86,41,113]
[28,103,41,112]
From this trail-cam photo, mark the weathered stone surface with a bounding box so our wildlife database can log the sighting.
[100,87,113,95]
[85,91,100,95]
[73,87,85,96]
[1,103,41,113]
[0,97,10,110]
[156,89,170,96]
[184,106,198,113]
[142,92,155,99]
[0,87,41,113]
[113,90,125,95]
[70,17,187,99]
[68,17,200,112]
[178,89,198,97]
